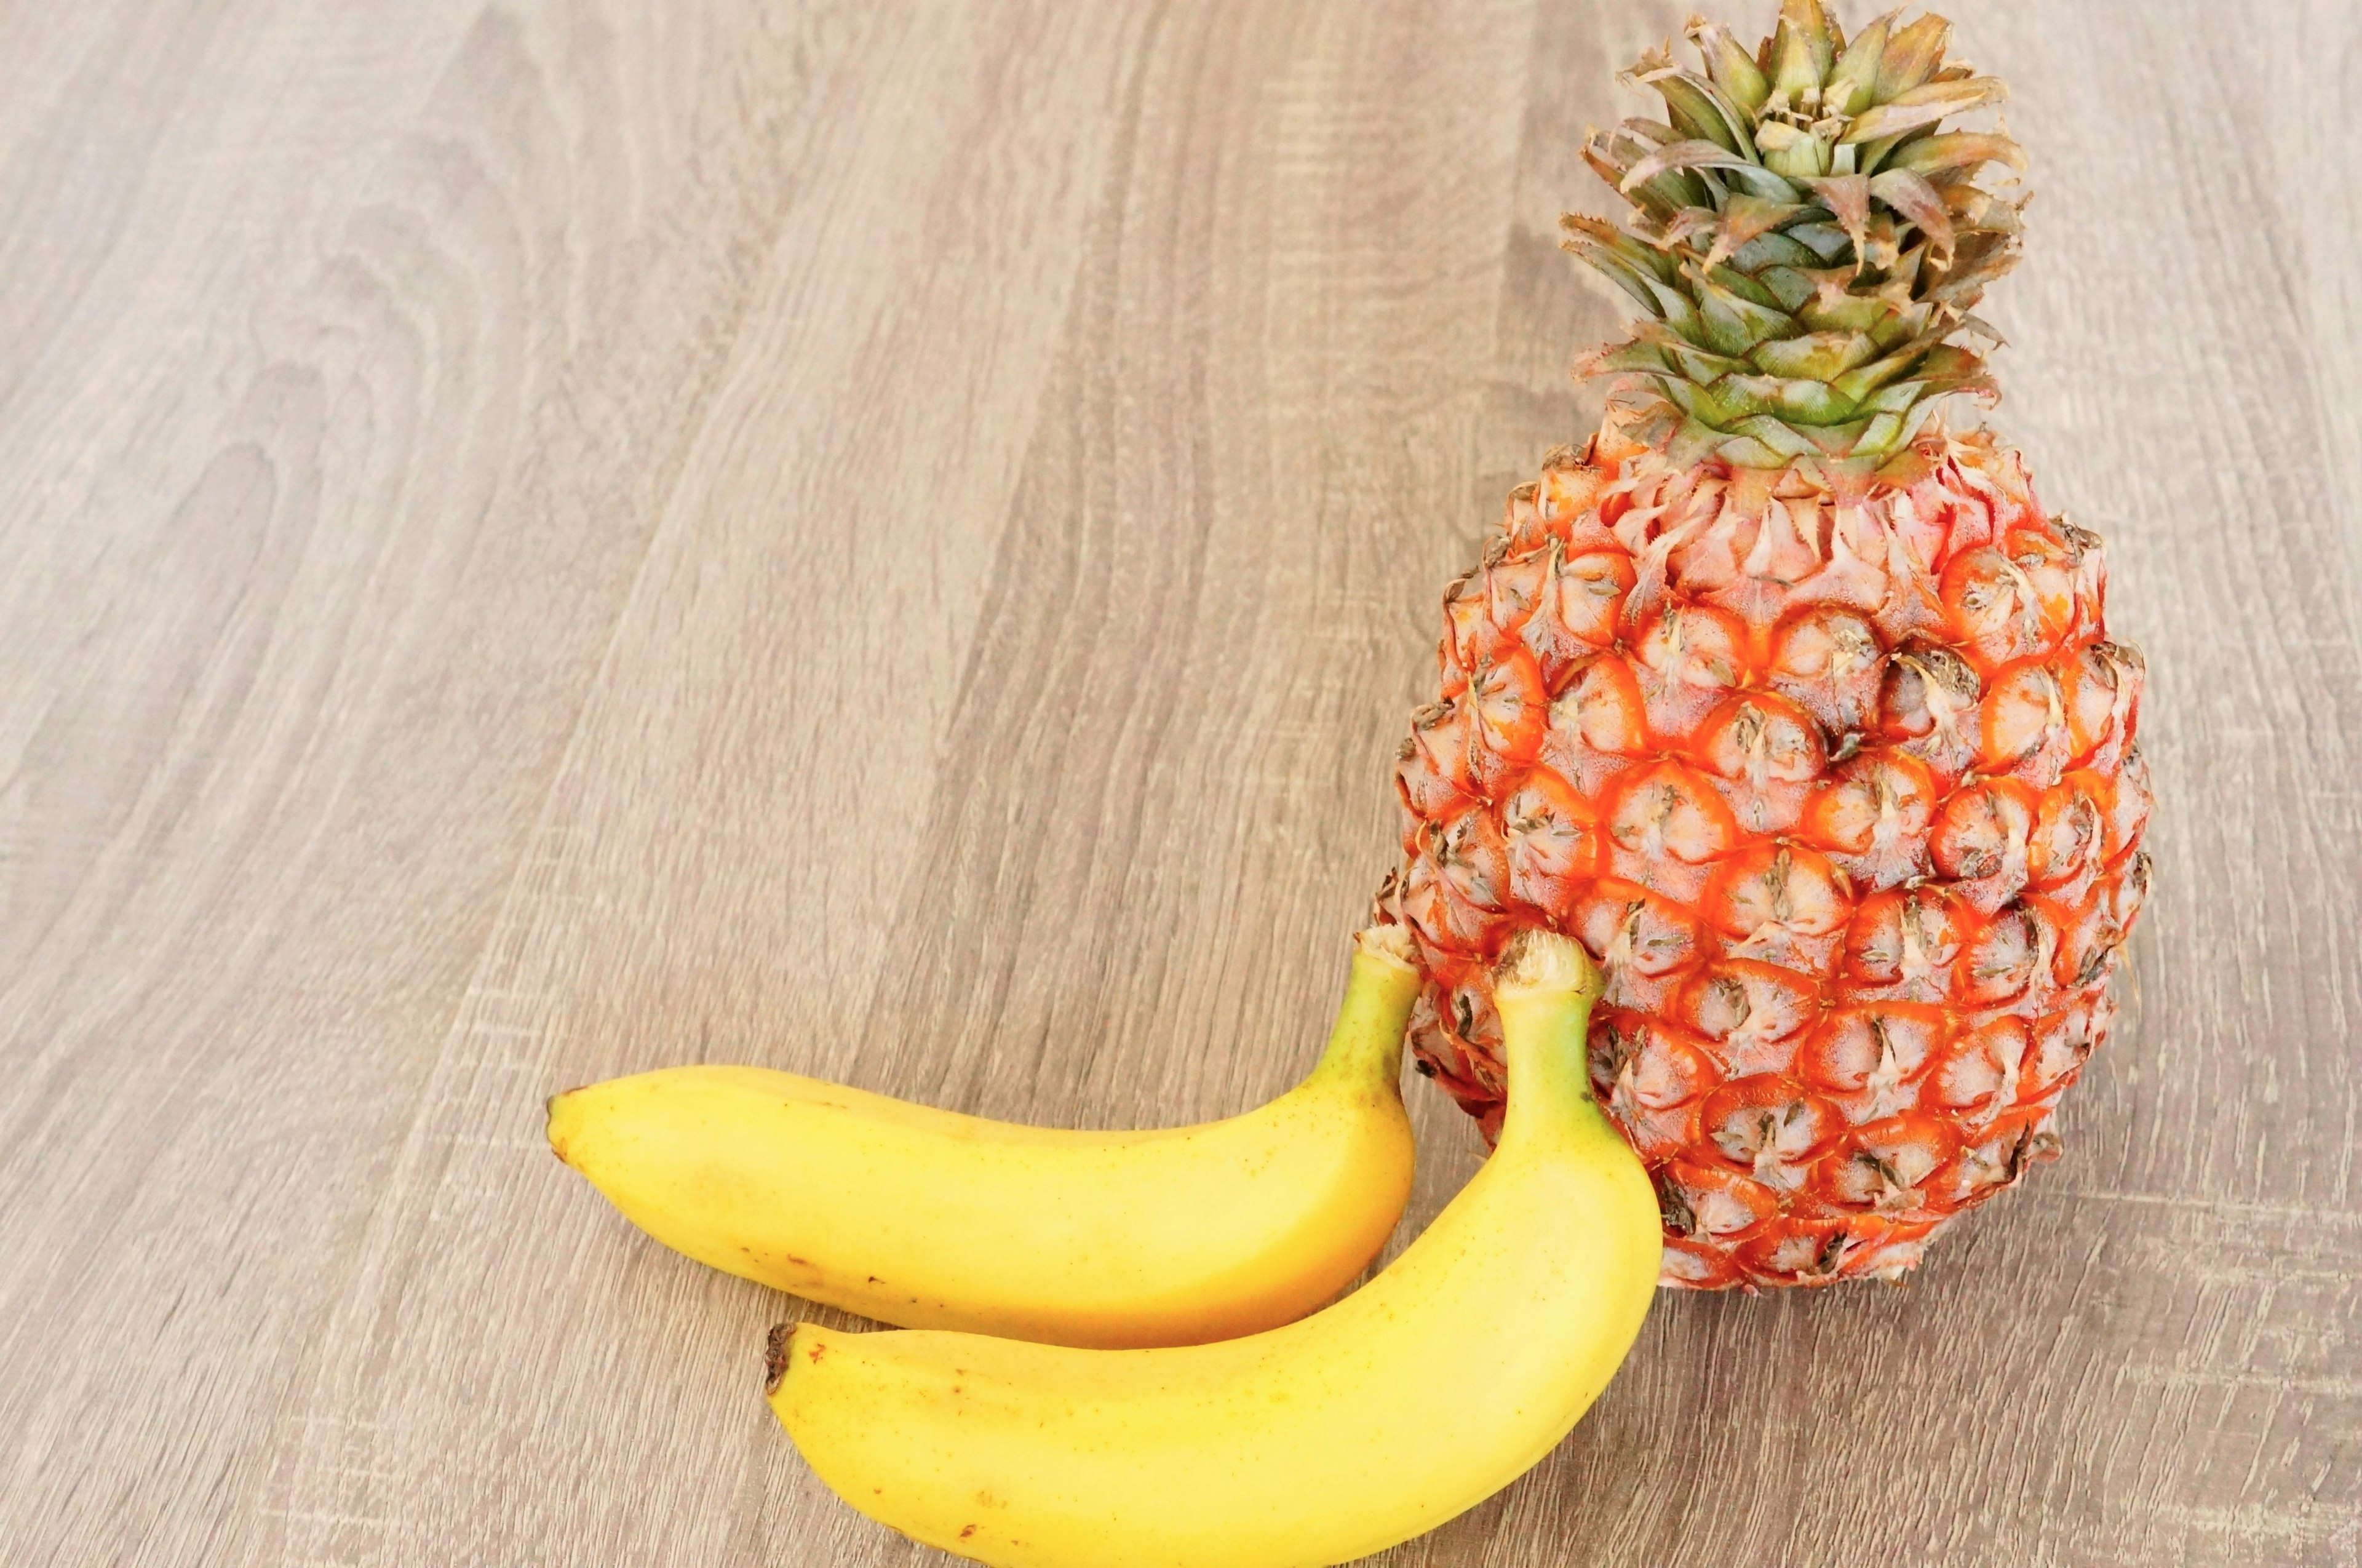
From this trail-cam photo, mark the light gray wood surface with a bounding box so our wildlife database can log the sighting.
[4,1,2356,1563]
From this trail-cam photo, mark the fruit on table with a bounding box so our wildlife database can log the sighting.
[546,926,1421,1348]
[1382,0,2152,1289]
[768,931,1657,1568]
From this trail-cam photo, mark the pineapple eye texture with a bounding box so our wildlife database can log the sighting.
[1372,2,2149,1292]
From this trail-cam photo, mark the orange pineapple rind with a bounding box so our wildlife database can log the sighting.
[1381,2,2150,1291]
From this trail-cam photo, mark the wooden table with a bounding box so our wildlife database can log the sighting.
[6,1,2356,1562]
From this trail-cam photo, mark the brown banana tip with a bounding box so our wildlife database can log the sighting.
[1492,928,1601,998]
[543,1093,573,1161]
[1352,923,1419,971]
[764,1323,795,1395]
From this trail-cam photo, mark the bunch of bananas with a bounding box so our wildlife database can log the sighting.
[548,927,1660,1567]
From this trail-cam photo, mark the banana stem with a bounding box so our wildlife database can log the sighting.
[1303,926,1423,1091]
[1490,932,1608,1152]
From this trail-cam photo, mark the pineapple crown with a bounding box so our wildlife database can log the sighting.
[1566,1,2026,491]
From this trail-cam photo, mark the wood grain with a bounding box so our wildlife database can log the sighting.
[2,1,2355,1564]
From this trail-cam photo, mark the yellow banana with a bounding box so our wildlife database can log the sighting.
[546,927,1421,1348]
[767,930,1660,1568]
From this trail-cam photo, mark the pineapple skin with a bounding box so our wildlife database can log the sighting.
[1381,421,2150,1289]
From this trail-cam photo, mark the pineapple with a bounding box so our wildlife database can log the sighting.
[1378,0,2151,1289]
